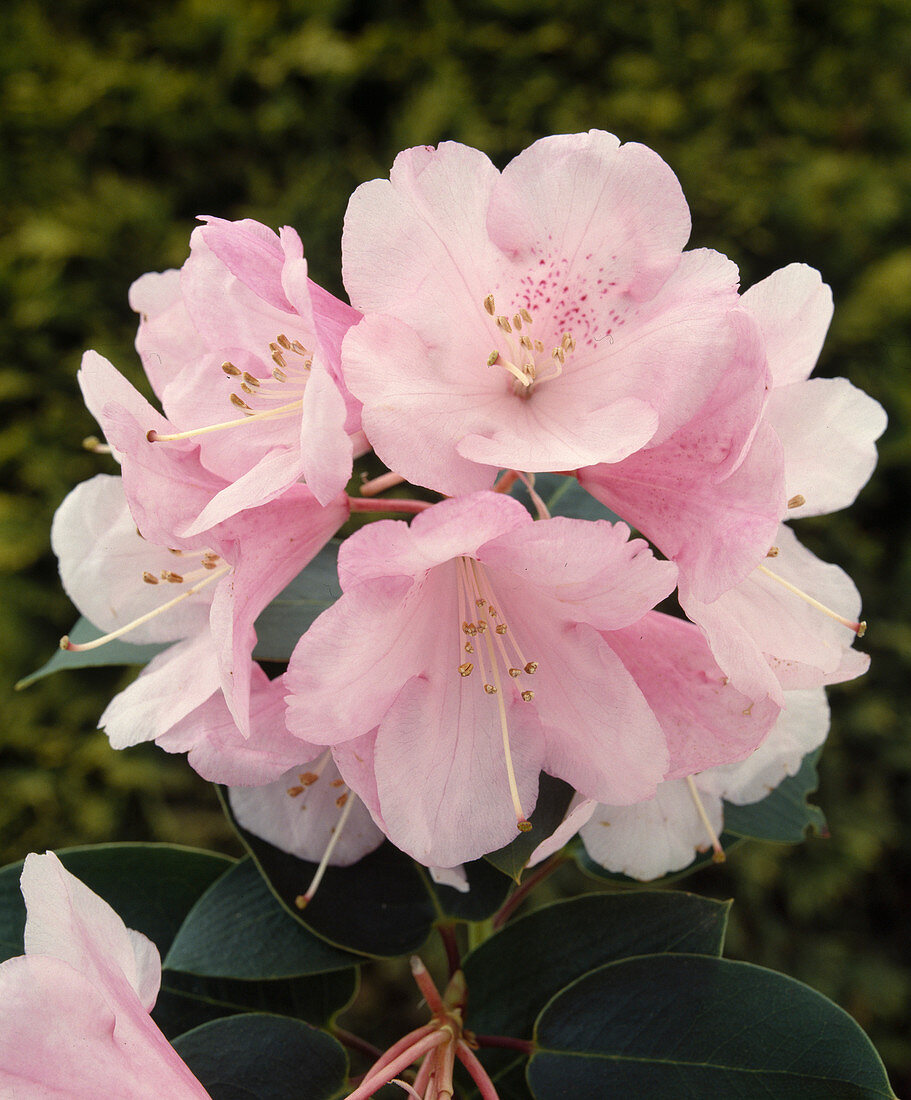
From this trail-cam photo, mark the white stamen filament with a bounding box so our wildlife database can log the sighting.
[756,564,867,636]
[685,776,725,863]
[60,564,230,651]
[295,789,356,909]
[148,398,304,443]
[484,294,575,394]
[459,556,532,831]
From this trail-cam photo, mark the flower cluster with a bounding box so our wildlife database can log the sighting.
[53,130,884,889]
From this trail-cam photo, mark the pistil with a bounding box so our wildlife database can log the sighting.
[685,776,725,863]
[148,332,312,443]
[756,564,867,636]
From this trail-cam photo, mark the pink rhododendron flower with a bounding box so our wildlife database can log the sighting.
[85,217,362,531]
[52,471,347,747]
[341,132,744,496]
[574,687,830,881]
[285,491,690,867]
[0,853,209,1098]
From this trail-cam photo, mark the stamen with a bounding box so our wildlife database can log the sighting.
[787,494,806,509]
[82,436,112,455]
[147,398,304,442]
[484,294,495,316]
[467,559,531,832]
[294,790,356,909]
[221,361,241,376]
[686,776,725,862]
[60,564,230,651]
[757,564,867,635]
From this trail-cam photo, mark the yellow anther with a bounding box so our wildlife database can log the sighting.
[524,662,538,674]
[142,571,159,584]
[788,494,806,509]
[484,294,496,315]
[336,792,349,808]
[521,690,534,702]
[487,350,500,366]
[495,623,508,635]
[287,786,304,797]
[276,333,292,349]
[484,683,497,695]
[767,546,780,557]
[513,312,522,329]
[459,662,474,677]
[271,350,287,368]
[221,361,241,376]
[299,772,319,786]
[230,394,252,410]
[520,307,533,324]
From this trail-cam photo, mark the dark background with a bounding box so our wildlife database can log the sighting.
[1,0,908,1091]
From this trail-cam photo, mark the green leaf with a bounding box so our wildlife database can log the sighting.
[724,748,828,842]
[14,616,167,688]
[165,857,361,979]
[155,968,358,1039]
[464,893,729,1046]
[423,856,513,923]
[529,954,897,1100]
[221,790,435,958]
[172,1013,348,1100]
[252,541,341,663]
[0,844,233,963]
[484,774,575,882]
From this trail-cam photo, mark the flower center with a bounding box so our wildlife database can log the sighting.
[147,332,310,444]
[483,293,575,397]
[455,555,537,833]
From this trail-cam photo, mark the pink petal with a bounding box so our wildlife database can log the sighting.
[603,612,780,779]
[740,263,833,386]
[699,687,830,804]
[228,762,385,865]
[21,852,160,1013]
[207,485,348,738]
[99,633,221,750]
[528,620,670,805]
[579,780,723,881]
[766,377,887,518]
[198,216,295,314]
[681,524,866,705]
[0,956,208,1099]
[130,269,206,401]
[480,515,678,631]
[488,131,690,303]
[527,794,596,867]
[156,666,316,785]
[372,673,545,867]
[51,474,212,644]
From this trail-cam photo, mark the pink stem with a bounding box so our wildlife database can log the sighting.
[456,1041,502,1100]
[347,1030,447,1100]
[355,1023,436,1084]
[410,956,446,1015]
[360,470,405,496]
[348,496,431,514]
[474,1034,534,1053]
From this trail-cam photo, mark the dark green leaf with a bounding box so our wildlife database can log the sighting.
[529,954,897,1100]
[221,790,435,958]
[0,844,233,963]
[166,857,361,979]
[464,893,729,1046]
[484,774,574,882]
[172,1013,348,1100]
[14,616,167,688]
[724,748,828,842]
[253,542,341,663]
[155,967,357,1039]
[423,856,513,923]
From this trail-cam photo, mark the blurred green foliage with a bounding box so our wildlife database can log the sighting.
[1,0,909,1090]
